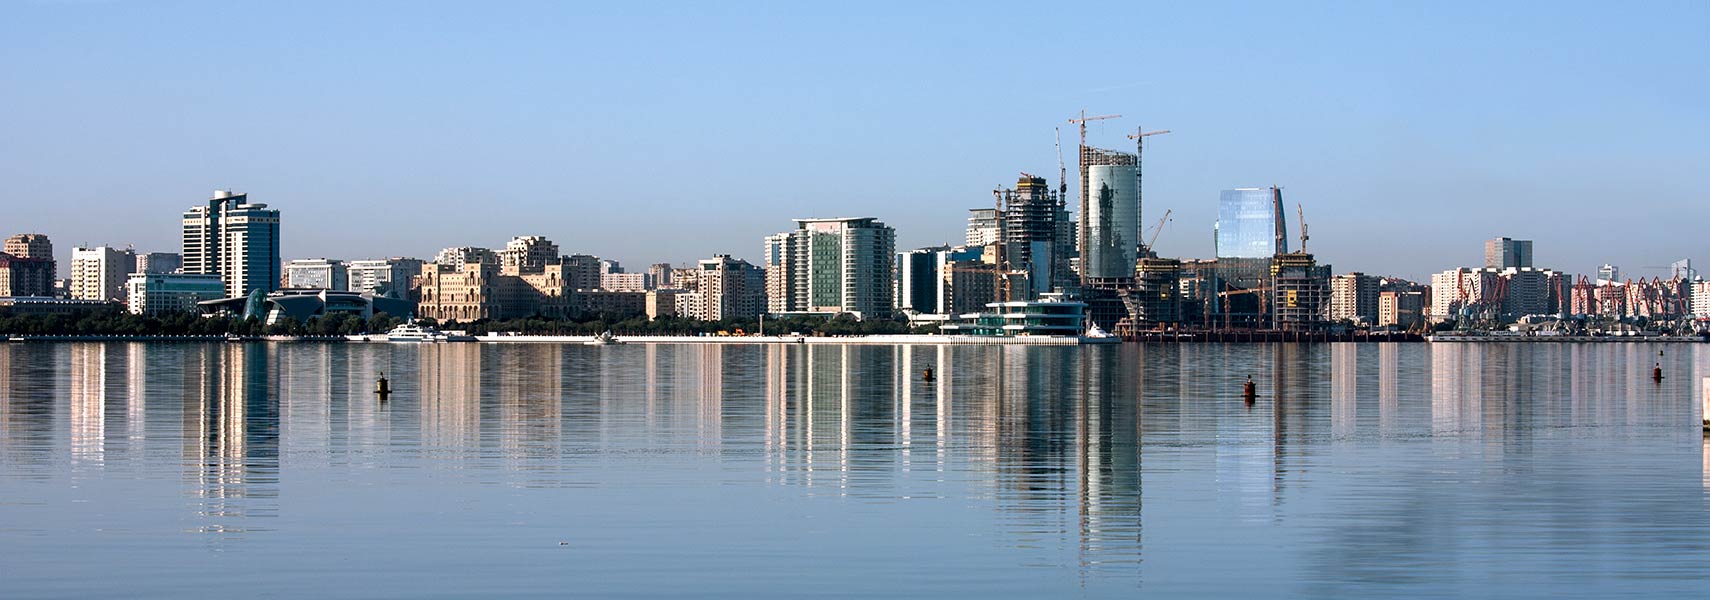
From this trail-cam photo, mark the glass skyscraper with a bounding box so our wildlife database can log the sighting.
[1215,187,1286,259]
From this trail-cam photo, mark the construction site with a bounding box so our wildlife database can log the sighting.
[971,110,1368,341]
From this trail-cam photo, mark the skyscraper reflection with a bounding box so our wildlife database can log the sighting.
[182,343,279,535]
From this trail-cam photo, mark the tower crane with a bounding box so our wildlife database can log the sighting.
[1296,203,1309,253]
[1145,209,1172,256]
[1068,110,1121,149]
[1128,126,1170,243]
[1054,127,1067,202]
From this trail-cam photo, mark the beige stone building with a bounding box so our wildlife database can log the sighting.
[415,260,571,322]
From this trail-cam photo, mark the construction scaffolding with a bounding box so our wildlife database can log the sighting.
[1123,257,1182,328]
[1270,252,1330,331]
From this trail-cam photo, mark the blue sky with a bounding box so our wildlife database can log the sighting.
[3,1,1705,280]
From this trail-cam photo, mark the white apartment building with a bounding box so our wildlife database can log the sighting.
[70,245,136,302]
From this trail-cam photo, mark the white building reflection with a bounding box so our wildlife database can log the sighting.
[181,343,280,535]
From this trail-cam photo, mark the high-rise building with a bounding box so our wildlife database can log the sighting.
[998,175,1074,297]
[433,246,498,270]
[897,245,989,317]
[134,252,182,274]
[348,258,424,298]
[1485,237,1534,269]
[1596,264,1620,285]
[765,217,896,318]
[125,272,225,315]
[1078,146,1138,278]
[763,232,800,313]
[1430,266,1562,321]
[69,246,136,302]
[1378,290,1426,328]
[1270,252,1330,331]
[965,208,1000,247]
[283,258,349,290]
[896,246,947,315]
[181,190,281,298]
[2,234,56,296]
[0,253,55,297]
[1670,258,1696,282]
[647,263,673,289]
[646,288,684,320]
[1083,164,1141,281]
[500,236,559,271]
[4,234,54,261]
[1329,272,1380,324]
[563,254,603,291]
[1215,187,1287,259]
[1692,281,1710,318]
[676,255,765,321]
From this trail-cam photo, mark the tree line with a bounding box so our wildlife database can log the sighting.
[0,309,925,337]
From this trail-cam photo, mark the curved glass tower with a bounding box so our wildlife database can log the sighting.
[1084,164,1140,279]
[1215,187,1286,259]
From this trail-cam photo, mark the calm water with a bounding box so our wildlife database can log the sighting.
[2,341,1708,598]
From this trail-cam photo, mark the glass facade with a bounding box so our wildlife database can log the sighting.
[1215,188,1286,259]
[1084,165,1140,279]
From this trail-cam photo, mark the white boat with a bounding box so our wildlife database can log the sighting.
[1080,323,1122,344]
[584,331,623,346]
[387,320,451,343]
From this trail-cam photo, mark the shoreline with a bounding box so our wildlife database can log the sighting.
[2,333,1703,344]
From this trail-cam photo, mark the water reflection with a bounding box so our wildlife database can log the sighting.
[0,341,1707,596]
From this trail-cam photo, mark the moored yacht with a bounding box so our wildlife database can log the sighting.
[387,320,451,342]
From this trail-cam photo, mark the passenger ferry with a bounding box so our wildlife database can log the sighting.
[386,320,475,343]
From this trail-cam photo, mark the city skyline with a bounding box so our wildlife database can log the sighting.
[3,3,1706,281]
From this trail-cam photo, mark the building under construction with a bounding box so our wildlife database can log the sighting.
[995,174,1074,300]
[1122,257,1182,330]
[1270,251,1330,331]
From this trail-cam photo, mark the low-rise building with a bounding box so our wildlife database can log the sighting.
[576,289,646,319]
[197,288,415,325]
[0,296,115,316]
[126,272,226,315]
[940,293,1087,337]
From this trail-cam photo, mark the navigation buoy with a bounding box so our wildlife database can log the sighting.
[922,367,935,383]
[1242,375,1257,403]
[1653,362,1664,382]
[376,373,392,399]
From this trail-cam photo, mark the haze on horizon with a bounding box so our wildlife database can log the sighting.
[3,1,1705,282]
